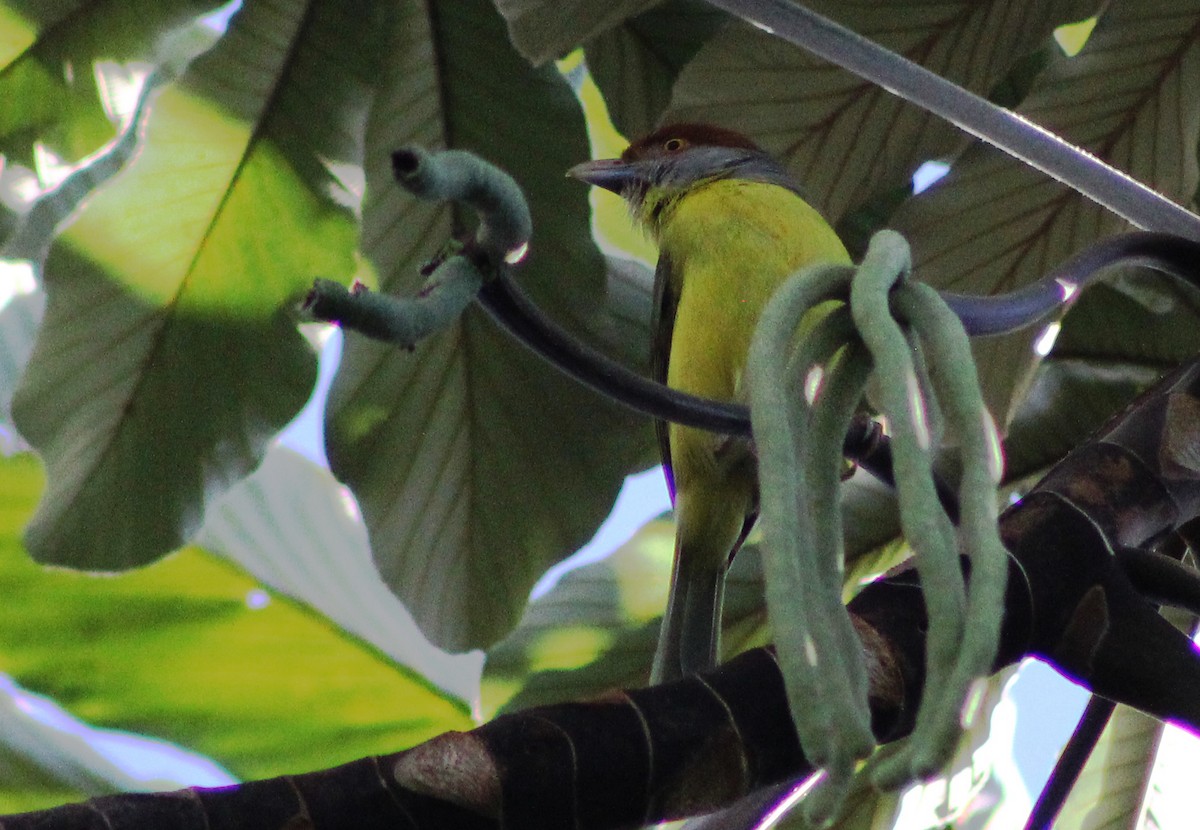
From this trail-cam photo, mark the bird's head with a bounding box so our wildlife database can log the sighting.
[568,123,784,233]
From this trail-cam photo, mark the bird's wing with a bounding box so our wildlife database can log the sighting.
[651,250,680,503]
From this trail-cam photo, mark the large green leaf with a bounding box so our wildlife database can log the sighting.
[491,0,656,65]
[12,0,387,569]
[326,0,653,652]
[582,0,727,139]
[1054,275,1200,367]
[1,37,174,266]
[196,446,483,703]
[0,452,472,805]
[0,0,223,165]
[1054,704,1163,830]
[477,515,758,714]
[482,476,903,717]
[890,1,1200,427]
[1051,613,1196,829]
[1005,274,1200,484]
[662,0,1102,224]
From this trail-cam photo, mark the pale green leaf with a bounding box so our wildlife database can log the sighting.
[0,289,40,454]
[491,0,655,65]
[480,497,899,717]
[663,0,1103,224]
[1055,611,1196,830]
[482,518,772,718]
[1138,721,1200,829]
[0,676,233,813]
[768,780,903,830]
[583,0,727,139]
[1054,706,1162,829]
[0,452,472,798]
[0,0,224,165]
[3,52,170,265]
[327,0,653,652]
[12,0,385,569]
[196,445,483,703]
[890,1,1200,426]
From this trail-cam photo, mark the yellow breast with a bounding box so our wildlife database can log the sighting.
[658,178,851,406]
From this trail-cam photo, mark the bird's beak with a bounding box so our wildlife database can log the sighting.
[566,158,638,195]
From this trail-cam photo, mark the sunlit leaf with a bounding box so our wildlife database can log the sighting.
[481,517,673,716]
[890,1,1200,426]
[0,0,224,165]
[196,446,484,703]
[3,52,171,266]
[327,0,653,652]
[1054,703,1162,830]
[0,452,471,800]
[663,0,1102,224]
[12,0,384,569]
[1053,611,1195,830]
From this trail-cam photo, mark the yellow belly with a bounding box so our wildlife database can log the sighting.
[659,178,851,496]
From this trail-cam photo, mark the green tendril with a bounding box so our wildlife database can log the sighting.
[748,265,874,790]
[303,256,484,348]
[305,147,533,345]
[391,146,532,264]
[850,235,966,770]
[885,281,1008,779]
[805,340,875,711]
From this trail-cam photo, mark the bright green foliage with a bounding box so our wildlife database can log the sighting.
[482,518,772,717]
[0,0,223,165]
[12,0,374,569]
[0,452,471,812]
[2,0,1200,826]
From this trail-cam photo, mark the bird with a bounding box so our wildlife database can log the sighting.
[568,123,852,683]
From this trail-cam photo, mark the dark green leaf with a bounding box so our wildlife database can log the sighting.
[583,0,726,139]
[327,0,653,652]
[663,0,1102,223]
[891,1,1200,426]
[491,0,656,65]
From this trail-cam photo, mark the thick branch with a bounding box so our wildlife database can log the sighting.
[7,358,1200,830]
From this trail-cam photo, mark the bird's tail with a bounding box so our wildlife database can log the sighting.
[651,551,727,684]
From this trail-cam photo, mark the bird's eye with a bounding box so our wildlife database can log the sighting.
[663,138,686,152]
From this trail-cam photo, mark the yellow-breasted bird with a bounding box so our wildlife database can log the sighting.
[569,123,851,683]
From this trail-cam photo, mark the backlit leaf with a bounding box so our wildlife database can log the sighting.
[663,0,1102,224]
[0,451,471,806]
[326,0,653,652]
[890,1,1200,426]
[13,0,382,569]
